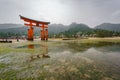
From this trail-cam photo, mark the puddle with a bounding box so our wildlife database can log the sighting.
[16,44,42,49]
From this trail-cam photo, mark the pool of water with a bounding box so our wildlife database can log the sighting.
[0,41,120,80]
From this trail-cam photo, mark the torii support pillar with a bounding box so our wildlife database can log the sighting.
[45,29,48,40]
[41,24,45,40]
[40,24,48,40]
[28,27,34,41]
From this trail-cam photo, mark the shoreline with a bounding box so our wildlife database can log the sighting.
[1,37,120,43]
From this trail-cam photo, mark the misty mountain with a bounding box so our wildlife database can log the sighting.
[0,23,120,37]
[0,26,41,36]
[0,23,91,34]
[68,23,91,32]
[95,23,120,32]
[0,23,68,35]
[61,23,93,37]
[0,23,23,29]
[48,24,69,34]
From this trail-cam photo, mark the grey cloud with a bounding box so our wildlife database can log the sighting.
[0,0,120,27]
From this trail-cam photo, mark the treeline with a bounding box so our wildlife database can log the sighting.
[0,32,21,38]
[0,23,120,38]
[49,29,120,38]
[94,29,120,37]
[0,32,39,38]
[0,29,120,39]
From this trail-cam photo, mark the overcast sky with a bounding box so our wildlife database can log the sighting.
[0,0,120,27]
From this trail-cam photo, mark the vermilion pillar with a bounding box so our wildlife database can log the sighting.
[40,30,43,40]
[28,27,34,41]
[41,24,45,40]
[45,29,48,40]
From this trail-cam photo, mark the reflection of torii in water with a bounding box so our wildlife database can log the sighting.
[19,15,50,41]
[28,41,50,61]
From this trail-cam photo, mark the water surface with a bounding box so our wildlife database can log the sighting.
[0,41,120,80]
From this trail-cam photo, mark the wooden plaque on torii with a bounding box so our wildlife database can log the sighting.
[19,15,50,41]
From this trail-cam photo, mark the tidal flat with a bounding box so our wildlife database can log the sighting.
[0,38,120,80]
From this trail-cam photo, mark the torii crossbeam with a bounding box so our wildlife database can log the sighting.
[19,15,50,41]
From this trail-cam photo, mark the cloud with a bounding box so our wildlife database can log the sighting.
[0,0,120,27]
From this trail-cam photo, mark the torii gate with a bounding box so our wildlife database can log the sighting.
[19,15,50,41]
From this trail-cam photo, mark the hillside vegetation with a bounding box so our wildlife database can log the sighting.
[0,23,120,38]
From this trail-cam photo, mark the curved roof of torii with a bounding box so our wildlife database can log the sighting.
[19,15,50,25]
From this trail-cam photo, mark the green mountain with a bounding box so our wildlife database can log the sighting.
[0,23,23,29]
[61,23,93,37]
[95,23,120,32]
[0,23,120,38]
[0,23,69,37]
[0,24,68,35]
[69,23,91,32]
[48,24,69,34]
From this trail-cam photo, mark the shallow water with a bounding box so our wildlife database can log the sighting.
[0,41,120,80]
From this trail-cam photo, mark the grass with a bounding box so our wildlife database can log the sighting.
[0,37,120,55]
[76,37,120,43]
[0,41,48,54]
[0,38,120,80]
[0,63,8,68]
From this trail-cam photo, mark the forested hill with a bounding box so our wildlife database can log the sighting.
[0,23,23,29]
[0,23,120,33]
[48,24,69,34]
[0,23,91,35]
[68,23,91,32]
[0,23,120,37]
[95,23,120,32]
[0,23,68,35]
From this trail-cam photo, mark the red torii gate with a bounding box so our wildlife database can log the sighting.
[19,15,50,41]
